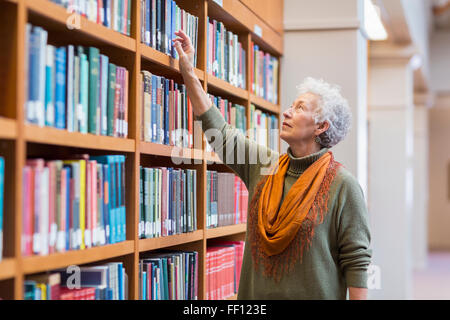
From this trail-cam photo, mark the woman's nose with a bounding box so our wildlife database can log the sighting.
[283,108,292,118]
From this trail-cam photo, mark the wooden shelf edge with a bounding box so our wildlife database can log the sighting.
[24,124,135,152]
[0,118,17,140]
[226,293,238,300]
[139,230,204,252]
[206,224,246,239]
[21,241,135,274]
[140,142,203,161]
[250,94,280,114]
[141,44,205,80]
[207,75,249,100]
[26,0,136,52]
[0,258,17,281]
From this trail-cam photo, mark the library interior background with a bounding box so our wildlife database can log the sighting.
[0,0,450,300]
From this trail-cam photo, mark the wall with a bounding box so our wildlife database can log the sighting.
[428,98,450,249]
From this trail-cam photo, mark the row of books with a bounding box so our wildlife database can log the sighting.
[206,171,248,229]
[51,0,132,36]
[205,94,247,153]
[24,262,127,300]
[139,250,198,300]
[26,24,129,138]
[22,155,126,257]
[0,157,3,261]
[139,166,197,239]
[140,0,199,67]
[250,42,279,104]
[207,18,246,89]
[140,71,194,148]
[248,104,279,151]
[206,241,244,300]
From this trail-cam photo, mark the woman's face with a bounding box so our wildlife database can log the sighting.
[280,92,320,145]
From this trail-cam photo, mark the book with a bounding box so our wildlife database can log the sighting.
[25,24,129,138]
[0,157,3,261]
[22,154,126,256]
[50,0,131,36]
[250,42,279,104]
[141,0,198,66]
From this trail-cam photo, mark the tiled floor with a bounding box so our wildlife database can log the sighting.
[413,252,450,300]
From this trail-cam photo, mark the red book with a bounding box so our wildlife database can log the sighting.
[114,67,121,137]
[123,0,128,34]
[124,69,129,138]
[206,251,210,300]
[23,167,33,256]
[60,168,67,253]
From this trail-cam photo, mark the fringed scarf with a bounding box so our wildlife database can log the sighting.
[248,151,341,282]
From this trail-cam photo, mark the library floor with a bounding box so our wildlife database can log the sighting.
[413,251,450,299]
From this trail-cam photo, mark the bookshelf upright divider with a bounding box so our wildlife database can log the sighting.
[0,0,283,300]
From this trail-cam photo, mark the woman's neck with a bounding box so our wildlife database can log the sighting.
[289,143,322,158]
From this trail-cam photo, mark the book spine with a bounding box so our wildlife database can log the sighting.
[55,47,67,129]
[45,45,55,127]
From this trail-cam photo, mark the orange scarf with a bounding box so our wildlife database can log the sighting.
[248,151,341,282]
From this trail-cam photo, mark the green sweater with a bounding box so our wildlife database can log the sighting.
[198,105,372,300]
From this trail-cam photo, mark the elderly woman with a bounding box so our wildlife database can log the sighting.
[173,31,371,300]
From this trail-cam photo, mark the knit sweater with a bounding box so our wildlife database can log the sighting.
[197,104,372,300]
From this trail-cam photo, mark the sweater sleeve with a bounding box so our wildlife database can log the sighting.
[196,104,278,188]
[335,169,372,289]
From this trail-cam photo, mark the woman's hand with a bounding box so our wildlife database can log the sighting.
[172,30,195,75]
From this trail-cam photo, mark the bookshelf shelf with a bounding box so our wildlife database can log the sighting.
[250,94,280,114]
[207,75,249,100]
[140,142,203,160]
[25,0,136,52]
[139,230,204,252]
[21,240,135,274]
[141,44,205,80]
[205,223,246,239]
[204,151,222,163]
[0,0,282,300]
[0,118,17,140]
[0,258,17,281]
[24,124,135,152]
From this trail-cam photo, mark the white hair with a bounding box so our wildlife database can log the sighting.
[296,77,352,148]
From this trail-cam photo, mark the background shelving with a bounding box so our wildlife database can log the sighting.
[0,0,282,300]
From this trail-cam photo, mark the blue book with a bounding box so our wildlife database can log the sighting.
[102,164,110,244]
[151,75,157,143]
[118,262,124,300]
[26,24,37,124]
[54,46,67,129]
[80,52,89,134]
[104,0,110,28]
[170,0,175,58]
[66,45,74,131]
[151,0,157,49]
[0,157,3,261]
[156,0,161,51]
[44,45,55,127]
[164,78,169,145]
[142,271,147,300]
[145,0,150,46]
[91,156,116,243]
[116,155,126,242]
[37,27,48,127]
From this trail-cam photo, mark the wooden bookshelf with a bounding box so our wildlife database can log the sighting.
[0,0,283,300]
[0,118,17,140]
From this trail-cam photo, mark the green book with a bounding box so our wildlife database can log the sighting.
[140,167,144,239]
[144,168,150,239]
[88,47,100,134]
[107,63,117,137]
[127,0,132,36]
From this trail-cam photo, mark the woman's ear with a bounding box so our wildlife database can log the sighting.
[315,121,330,136]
